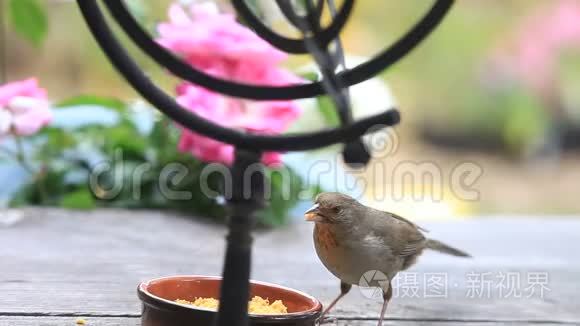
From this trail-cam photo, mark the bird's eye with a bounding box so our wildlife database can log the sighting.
[332,206,341,213]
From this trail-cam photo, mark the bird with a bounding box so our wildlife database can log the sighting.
[304,192,470,326]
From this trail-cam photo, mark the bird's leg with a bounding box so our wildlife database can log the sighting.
[377,281,393,326]
[318,282,351,324]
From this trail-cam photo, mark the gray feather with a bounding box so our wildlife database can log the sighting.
[426,239,471,257]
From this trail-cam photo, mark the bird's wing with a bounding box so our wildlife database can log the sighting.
[395,216,428,257]
[371,211,427,258]
[389,212,429,233]
[399,232,427,257]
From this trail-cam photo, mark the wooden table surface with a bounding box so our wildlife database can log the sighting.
[1,208,579,325]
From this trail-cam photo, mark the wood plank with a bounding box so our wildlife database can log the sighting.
[0,317,574,326]
[333,321,576,326]
[0,316,140,326]
[1,209,579,324]
[333,322,574,326]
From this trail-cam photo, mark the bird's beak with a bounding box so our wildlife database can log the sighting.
[304,203,322,222]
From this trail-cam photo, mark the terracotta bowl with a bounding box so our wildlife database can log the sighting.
[138,275,322,326]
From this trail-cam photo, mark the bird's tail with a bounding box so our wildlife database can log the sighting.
[426,239,471,257]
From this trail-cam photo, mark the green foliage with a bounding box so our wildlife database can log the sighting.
[7,96,312,226]
[501,89,550,155]
[441,85,550,156]
[8,0,48,46]
[57,95,126,112]
[299,71,319,82]
[60,189,96,210]
[316,96,340,127]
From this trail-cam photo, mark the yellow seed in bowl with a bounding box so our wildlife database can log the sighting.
[175,296,287,314]
[248,296,288,315]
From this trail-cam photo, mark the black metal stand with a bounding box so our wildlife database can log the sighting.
[75,1,455,325]
[217,149,264,326]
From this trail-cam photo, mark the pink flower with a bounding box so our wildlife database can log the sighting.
[157,3,287,70]
[158,3,302,166]
[176,85,299,166]
[489,0,580,90]
[0,78,52,137]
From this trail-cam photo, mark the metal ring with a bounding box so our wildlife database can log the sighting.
[77,0,400,152]
[274,0,324,30]
[101,0,454,101]
[231,0,353,54]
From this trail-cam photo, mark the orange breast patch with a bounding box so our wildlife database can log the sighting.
[314,223,339,251]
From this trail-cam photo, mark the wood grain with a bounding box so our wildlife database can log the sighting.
[1,209,579,324]
[0,317,574,326]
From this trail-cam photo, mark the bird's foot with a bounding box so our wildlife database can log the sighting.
[316,315,337,325]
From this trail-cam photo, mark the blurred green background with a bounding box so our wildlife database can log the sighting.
[2,0,580,218]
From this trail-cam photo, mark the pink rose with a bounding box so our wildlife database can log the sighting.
[157,3,287,70]
[158,3,302,166]
[175,85,299,166]
[489,0,580,90]
[0,78,52,137]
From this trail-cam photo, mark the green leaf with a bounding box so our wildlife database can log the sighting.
[9,0,48,46]
[299,71,319,82]
[56,95,126,112]
[60,189,96,210]
[149,120,170,151]
[106,124,147,159]
[316,96,341,127]
[35,127,77,163]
